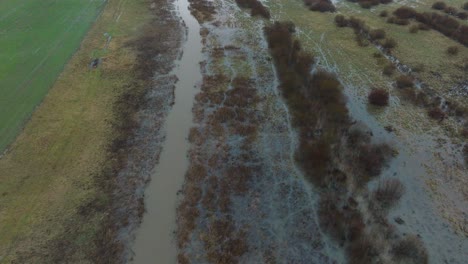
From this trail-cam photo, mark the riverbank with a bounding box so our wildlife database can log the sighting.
[0,0,183,262]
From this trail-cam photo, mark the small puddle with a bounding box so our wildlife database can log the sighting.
[130,0,202,262]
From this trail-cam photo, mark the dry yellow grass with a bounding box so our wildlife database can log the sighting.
[0,0,153,262]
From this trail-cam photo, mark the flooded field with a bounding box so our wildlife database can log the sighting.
[1,0,465,263]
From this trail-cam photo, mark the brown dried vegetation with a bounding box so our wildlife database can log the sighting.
[304,0,336,12]
[368,88,389,106]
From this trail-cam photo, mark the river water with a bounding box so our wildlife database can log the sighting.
[130,0,202,262]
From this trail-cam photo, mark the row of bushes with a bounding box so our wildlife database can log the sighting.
[265,21,349,185]
[393,7,468,46]
[304,0,336,12]
[265,22,414,263]
[235,0,271,19]
[432,1,468,20]
[335,15,398,51]
[346,0,392,9]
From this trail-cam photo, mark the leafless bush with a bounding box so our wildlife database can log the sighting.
[396,75,414,88]
[383,64,396,76]
[391,235,428,264]
[444,6,458,15]
[380,10,388,17]
[447,46,460,55]
[358,143,393,178]
[463,144,468,164]
[432,1,446,10]
[347,236,378,264]
[409,25,419,33]
[369,29,386,40]
[335,14,348,27]
[373,179,405,208]
[428,107,445,120]
[382,38,397,49]
[368,88,389,106]
[305,0,336,12]
[457,11,468,19]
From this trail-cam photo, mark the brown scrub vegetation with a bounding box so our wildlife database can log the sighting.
[304,0,336,12]
[393,7,468,46]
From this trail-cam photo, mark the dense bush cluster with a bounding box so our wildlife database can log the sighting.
[235,0,271,19]
[334,15,398,51]
[265,21,421,264]
[393,7,468,46]
[265,22,349,185]
[432,1,468,20]
[304,0,336,12]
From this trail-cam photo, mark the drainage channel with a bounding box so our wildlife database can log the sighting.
[130,0,202,262]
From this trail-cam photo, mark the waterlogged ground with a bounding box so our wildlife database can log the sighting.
[177,0,344,262]
[266,0,468,262]
[170,0,468,263]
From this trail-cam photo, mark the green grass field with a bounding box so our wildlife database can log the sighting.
[0,0,106,152]
[0,0,154,261]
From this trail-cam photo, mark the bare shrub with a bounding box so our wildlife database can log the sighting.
[358,143,393,178]
[382,38,397,49]
[373,178,405,208]
[368,88,389,106]
[464,2,468,10]
[393,7,417,19]
[457,11,468,19]
[305,0,336,12]
[432,1,446,10]
[418,23,430,30]
[383,64,396,76]
[396,75,414,88]
[250,1,271,19]
[463,144,468,164]
[369,29,386,40]
[428,107,445,120]
[318,194,346,242]
[380,10,388,17]
[335,14,348,27]
[444,6,457,15]
[447,46,459,55]
[409,25,419,33]
[391,236,428,264]
[347,236,378,264]
[235,0,270,19]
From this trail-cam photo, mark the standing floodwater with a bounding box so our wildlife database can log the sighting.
[130,0,202,262]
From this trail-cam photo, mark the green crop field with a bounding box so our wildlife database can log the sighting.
[0,0,106,152]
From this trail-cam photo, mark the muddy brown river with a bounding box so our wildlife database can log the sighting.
[130,0,202,262]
